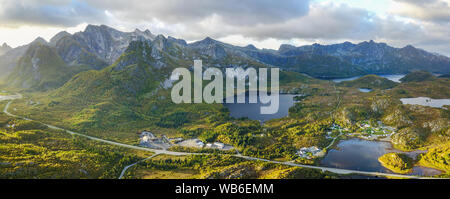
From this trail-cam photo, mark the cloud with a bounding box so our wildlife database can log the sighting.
[391,0,450,23]
[0,0,449,55]
[0,0,108,27]
[85,0,311,26]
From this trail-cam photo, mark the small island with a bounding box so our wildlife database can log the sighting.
[378,153,414,174]
[337,75,398,90]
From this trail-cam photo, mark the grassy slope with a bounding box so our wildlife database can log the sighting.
[0,110,152,179]
[6,44,72,90]
[400,71,437,83]
[378,153,414,174]
[5,43,106,91]
[125,154,339,179]
[337,75,398,89]
[418,142,450,174]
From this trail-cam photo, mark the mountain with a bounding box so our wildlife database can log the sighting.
[51,32,108,69]
[67,25,155,64]
[0,44,28,78]
[223,40,450,78]
[184,38,450,78]
[0,43,12,56]
[6,43,74,90]
[54,39,179,100]
[0,37,49,78]
[2,24,450,89]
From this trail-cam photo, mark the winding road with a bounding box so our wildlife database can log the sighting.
[119,153,160,179]
[1,95,435,179]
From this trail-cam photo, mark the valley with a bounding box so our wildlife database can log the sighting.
[0,25,449,179]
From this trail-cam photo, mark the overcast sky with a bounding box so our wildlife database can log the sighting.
[0,0,449,55]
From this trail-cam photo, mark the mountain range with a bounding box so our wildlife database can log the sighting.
[1,24,449,91]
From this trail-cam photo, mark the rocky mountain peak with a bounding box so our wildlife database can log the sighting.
[31,37,48,45]
[244,44,258,50]
[278,44,296,52]
[132,28,155,41]
[49,31,71,46]
[0,42,12,56]
[402,45,416,50]
[168,36,187,46]
[1,42,11,49]
[191,37,221,47]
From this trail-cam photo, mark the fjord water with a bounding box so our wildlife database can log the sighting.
[320,138,442,176]
[331,74,406,83]
[224,91,299,122]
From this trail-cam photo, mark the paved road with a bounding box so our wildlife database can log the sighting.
[2,96,434,179]
[4,100,190,156]
[119,153,160,179]
[233,155,435,179]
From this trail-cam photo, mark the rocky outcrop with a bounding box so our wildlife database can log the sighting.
[391,127,423,150]
[382,106,413,128]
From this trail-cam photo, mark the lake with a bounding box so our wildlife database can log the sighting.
[358,88,372,93]
[224,91,299,122]
[331,74,405,83]
[400,97,450,109]
[320,138,442,176]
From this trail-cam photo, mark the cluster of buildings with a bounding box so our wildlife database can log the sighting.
[352,121,396,140]
[140,132,231,151]
[139,131,171,150]
[177,138,229,150]
[296,146,325,159]
[206,142,225,149]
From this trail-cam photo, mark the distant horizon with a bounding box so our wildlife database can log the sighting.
[2,23,445,57]
[0,0,449,56]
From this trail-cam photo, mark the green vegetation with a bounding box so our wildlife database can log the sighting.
[0,112,152,179]
[400,71,436,83]
[1,39,448,179]
[124,154,338,179]
[5,43,101,91]
[418,142,450,174]
[378,153,414,174]
[157,112,190,128]
[169,146,236,154]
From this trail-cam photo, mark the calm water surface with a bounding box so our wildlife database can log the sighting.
[224,92,299,122]
[320,138,442,176]
[331,74,405,83]
[400,97,450,109]
[358,88,372,93]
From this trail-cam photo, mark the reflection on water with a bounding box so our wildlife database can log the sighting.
[411,166,442,176]
[321,139,392,172]
[320,138,442,176]
[400,97,450,109]
[377,75,405,83]
[331,74,405,83]
[358,88,372,93]
[224,91,298,122]
[331,76,360,83]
